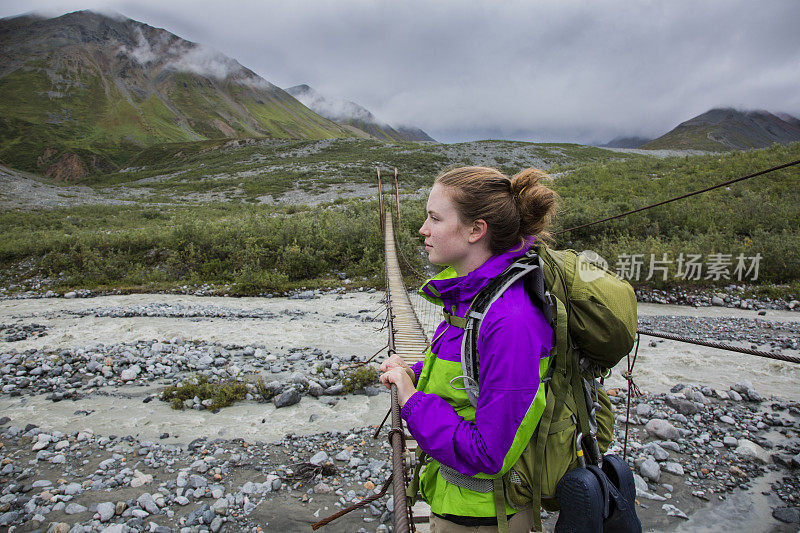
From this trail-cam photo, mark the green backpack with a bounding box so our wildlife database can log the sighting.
[429,245,638,532]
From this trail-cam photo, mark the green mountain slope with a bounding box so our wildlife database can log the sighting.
[0,10,353,180]
[641,108,800,151]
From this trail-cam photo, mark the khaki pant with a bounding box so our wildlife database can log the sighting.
[429,508,535,533]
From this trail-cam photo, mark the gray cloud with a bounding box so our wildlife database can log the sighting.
[2,0,799,143]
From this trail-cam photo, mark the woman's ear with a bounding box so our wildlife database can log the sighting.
[468,219,488,244]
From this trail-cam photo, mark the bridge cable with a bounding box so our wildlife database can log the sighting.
[555,158,800,236]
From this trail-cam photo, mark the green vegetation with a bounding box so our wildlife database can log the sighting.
[2,138,797,298]
[254,376,275,401]
[0,200,384,294]
[394,143,800,294]
[0,63,353,176]
[342,365,379,393]
[160,374,248,410]
[73,138,635,202]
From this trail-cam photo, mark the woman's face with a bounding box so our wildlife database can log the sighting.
[419,184,474,270]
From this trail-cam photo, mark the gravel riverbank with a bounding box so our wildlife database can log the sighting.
[0,292,797,532]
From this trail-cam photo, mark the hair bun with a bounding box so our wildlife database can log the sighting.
[511,168,558,244]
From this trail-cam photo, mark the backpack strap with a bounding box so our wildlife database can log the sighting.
[494,477,510,533]
[529,295,570,532]
[459,259,541,408]
[442,306,467,329]
[406,449,429,505]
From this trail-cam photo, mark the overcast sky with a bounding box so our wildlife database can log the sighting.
[2,0,799,144]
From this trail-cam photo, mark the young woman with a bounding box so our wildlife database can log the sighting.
[380,165,558,532]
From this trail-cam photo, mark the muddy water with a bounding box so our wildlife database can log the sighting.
[603,303,800,402]
[0,292,384,356]
[0,292,388,444]
[1,293,798,445]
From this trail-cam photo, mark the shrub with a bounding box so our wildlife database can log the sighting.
[342,365,379,393]
[159,374,248,410]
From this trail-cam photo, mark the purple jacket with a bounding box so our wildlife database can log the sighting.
[401,238,553,477]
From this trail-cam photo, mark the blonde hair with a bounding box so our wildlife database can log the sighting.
[435,166,558,254]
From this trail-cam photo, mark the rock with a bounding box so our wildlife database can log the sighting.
[719,415,736,425]
[772,507,800,524]
[100,525,125,533]
[324,384,344,396]
[313,482,333,494]
[666,396,699,415]
[136,492,160,515]
[645,419,681,440]
[663,462,684,476]
[638,490,666,501]
[130,469,153,488]
[735,440,770,464]
[65,503,87,515]
[62,482,82,495]
[189,474,208,489]
[662,503,688,519]
[723,436,738,448]
[289,371,309,387]
[729,465,746,477]
[728,390,743,402]
[633,473,648,494]
[635,403,653,418]
[732,381,762,402]
[0,511,19,526]
[308,382,324,397]
[335,450,352,462]
[64,291,77,299]
[310,451,329,465]
[50,523,70,533]
[642,442,670,461]
[211,497,228,515]
[120,364,141,381]
[96,502,115,522]
[711,296,724,306]
[683,389,707,404]
[660,441,680,452]
[274,389,301,408]
[640,457,661,482]
[115,501,127,515]
[771,453,798,469]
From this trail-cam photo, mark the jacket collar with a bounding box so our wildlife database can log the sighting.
[418,237,535,310]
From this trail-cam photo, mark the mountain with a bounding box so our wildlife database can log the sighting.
[641,108,800,151]
[0,10,353,180]
[285,84,435,142]
[599,136,652,149]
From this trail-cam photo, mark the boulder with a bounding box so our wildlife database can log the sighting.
[645,419,681,440]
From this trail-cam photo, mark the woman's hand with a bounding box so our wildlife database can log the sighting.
[380,354,415,384]
[380,366,417,407]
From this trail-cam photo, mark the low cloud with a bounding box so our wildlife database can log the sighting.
[166,44,243,80]
[3,1,799,143]
[117,20,247,81]
[125,26,158,64]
